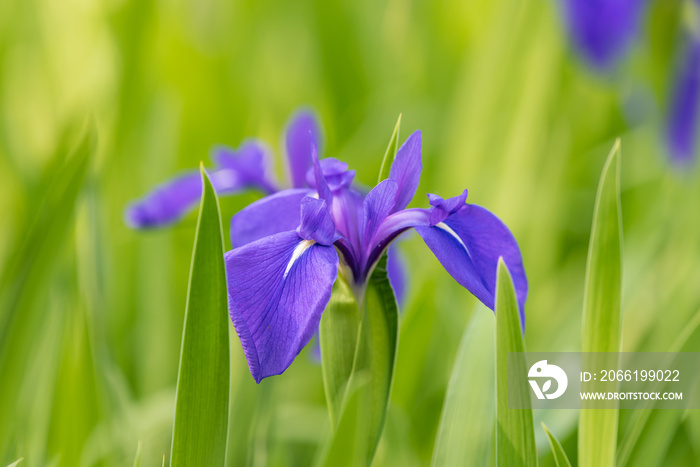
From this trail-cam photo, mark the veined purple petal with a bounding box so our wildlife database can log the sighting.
[226,231,339,383]
[389,130,422,213]
[362,179,398,250]
[230,188,312,248]
[298,197,336,245]
[414,204,527,328]
[286,110,322,188]
[125,171,203,228]
[561,0,648,70]
[666,35,700,167]
[212,140,278,193]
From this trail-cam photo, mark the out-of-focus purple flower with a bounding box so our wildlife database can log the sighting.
[226,130,528,383]
[124,110,321,228]
[560,0,649,70]
[666,34,700,166]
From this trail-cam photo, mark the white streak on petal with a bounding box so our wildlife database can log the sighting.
[436,222,472,259]
[284,239,316,278]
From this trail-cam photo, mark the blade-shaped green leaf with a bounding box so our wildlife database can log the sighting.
[320,277,362,428]
[170,167,230,466]
[320,254,399,466]
[5,458,24,467]
[578,140,622,467]
[616,308,700,467]
[432,310,494,467]
[132,441,142,467]
[495,259,536,467]
[0,124,94,452]
[541,423,572,467]
[377,114,402,183]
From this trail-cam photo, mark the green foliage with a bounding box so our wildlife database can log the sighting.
[377,114,402,184]
[320,255,399,467]
[542,423,572,467]
[170,169,230,466]
[495,260,537,467]
[578,141,623,467]
[432,311,494,467]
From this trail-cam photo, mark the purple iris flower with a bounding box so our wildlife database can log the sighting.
[666,34,700,167]
[124,111,321,228]
[225,131,528,383]
[560,0,649,71]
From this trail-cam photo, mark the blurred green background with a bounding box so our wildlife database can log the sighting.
[1,0,699,465]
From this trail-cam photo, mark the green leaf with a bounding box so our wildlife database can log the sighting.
[5,458,24,467]
[132,441,142,467]
[0,123,94,451]
[170,167,230,466]
[616,308,700,467]
[578,140,623,467]
[320,277,362,428]
[541,423,572,467]
[495,259,536,467]
[377,114,402,184]
[320,254,399,466]
[432,311,495,467]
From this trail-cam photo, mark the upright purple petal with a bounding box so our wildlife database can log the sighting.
[212,141,278,193]
[666,35,700,167]
[362,179,398,248]
[560,0,649,70]
[298,197,336,245]
[312,140,333,203]
[306,158,356,193]
[230,189,312,248]
[285,110,322,188]
[414,204,527,327]
[389,131,422,212]
[226,231,339,383]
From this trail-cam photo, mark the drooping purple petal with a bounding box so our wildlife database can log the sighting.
[414,204,528,328]
[285,110,322,188]
[560,0,649,70]
[298,197,336,245]
[230,189,312,248]
[125,171,203,228]
[666,35,700,167]
[126,142,276,229]
[226,231,339,383]
[389,131,422,212]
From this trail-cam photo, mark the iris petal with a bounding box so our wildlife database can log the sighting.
[230,188,313,248]
[414,204,527,327]
[363,179,398,247]
[226,231,339,383]
[561,0,648,70]
[285,110,322,188]
[666,35,700,167]
[126,142,276,229]
[298,197,336,245]
[389,130,422,213]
